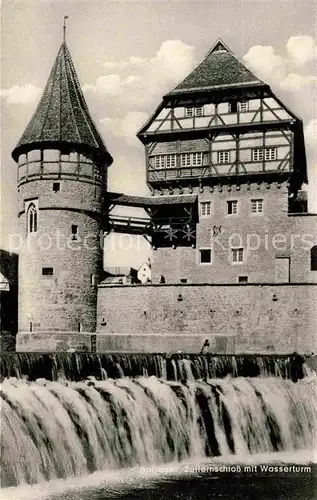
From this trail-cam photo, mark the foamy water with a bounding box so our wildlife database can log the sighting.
[1,375,316,491]
[2,450,316,500]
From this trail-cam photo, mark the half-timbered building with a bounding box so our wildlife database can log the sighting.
[132,39,312,284]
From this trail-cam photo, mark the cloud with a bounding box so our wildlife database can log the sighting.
[280,73,317,90]
[243,36,317,96]
[103,56,147,70]
[124,75,142,85]
[287,36,317,66]
[83,74,122,96]
[154,40,195,82]
[84,40,195,109]
[243,45,286,83]
[101,111,148,145]
[0,84,42,104]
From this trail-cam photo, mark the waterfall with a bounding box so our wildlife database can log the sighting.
[1,375,316,488]
[0,352,308,382]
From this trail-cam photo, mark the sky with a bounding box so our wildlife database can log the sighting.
[1,0,316,268]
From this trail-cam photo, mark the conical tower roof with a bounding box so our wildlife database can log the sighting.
[12,42,113,165]
[166,39,264,96]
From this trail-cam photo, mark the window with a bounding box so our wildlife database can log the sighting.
[251,199,263,214]
[265,147,277,160]
[238,100,249,112]
[71,225,78,240]
[28,203,37,233]
[252,147,277,162]
[229,100,238,113]
[238,276,248,283]
[185,106,203,117]
[200,249,212,264]
[53,182,60,192]
[252,148,264,162]
[155,155,176,169]
[217,151,231,164]
[42,267,53,276]
[232,248,244,263]
[200,201,211,217]
[311,246,317,271]
[227,200,238,215]
[181,152,203,167]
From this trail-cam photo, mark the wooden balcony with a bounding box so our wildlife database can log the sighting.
[106,215,196,247]
[107,215,151,235]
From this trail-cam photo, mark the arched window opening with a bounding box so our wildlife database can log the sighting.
[28,204,37,233]
[311,246,317,271]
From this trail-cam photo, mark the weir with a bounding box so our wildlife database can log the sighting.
[1,352,316,489]
[0,352,308,382]
[1,375,316,488]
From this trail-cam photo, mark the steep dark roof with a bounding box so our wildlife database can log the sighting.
[167,39,264,96]
[12,43,113,164]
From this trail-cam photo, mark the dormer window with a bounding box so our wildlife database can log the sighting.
[28,203,37,233]
[238,100,249,112]
[185,106,203,117]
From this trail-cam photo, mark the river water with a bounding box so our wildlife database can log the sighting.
[1,354,316,499]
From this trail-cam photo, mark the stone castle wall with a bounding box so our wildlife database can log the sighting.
[151,183,317,284]
[95,283,317,354]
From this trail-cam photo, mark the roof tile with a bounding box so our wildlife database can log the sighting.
[168,39,263,95]
[12,43,112,164]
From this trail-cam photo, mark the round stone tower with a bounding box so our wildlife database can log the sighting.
[11,42,113,351]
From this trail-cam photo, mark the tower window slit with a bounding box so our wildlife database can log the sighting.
[311,246,317,271]
[71,225,78,240]
[28,203,38,233]
[42,267,54,276]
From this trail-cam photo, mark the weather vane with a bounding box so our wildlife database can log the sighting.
[63,15,69,43]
